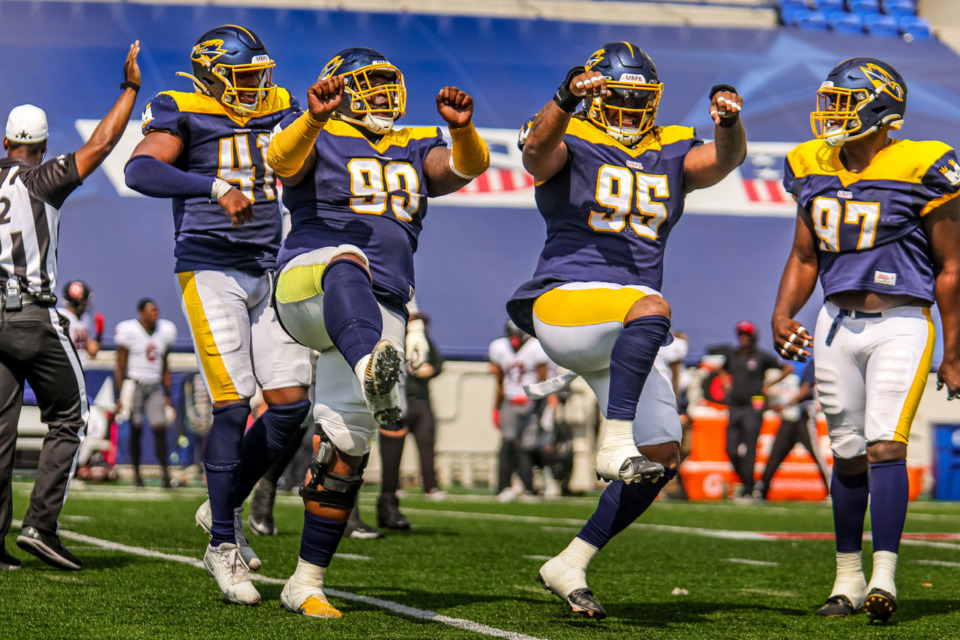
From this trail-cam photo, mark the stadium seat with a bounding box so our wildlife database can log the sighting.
[863,13,899,37]
[882,0,915,16]
[828,11,864,34]
[848,0,880,14]
[792,10,828,30]
[899,15,932,40]
[814,0,844,12]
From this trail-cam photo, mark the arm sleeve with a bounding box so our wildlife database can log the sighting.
[21,153,82,209]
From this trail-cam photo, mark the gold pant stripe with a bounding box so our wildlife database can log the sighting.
[275,263,326,304]
[894,307,935,443]
[177,272,240,403]
[533,287,648,327]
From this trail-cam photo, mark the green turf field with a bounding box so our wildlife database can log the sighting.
[3,480,960,640]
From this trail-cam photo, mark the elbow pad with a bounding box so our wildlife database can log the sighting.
[267,112,325,178]
[448,122,490,180]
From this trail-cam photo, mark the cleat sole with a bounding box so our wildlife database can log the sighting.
[864,589,896,625]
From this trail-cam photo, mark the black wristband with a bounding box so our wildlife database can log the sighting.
[553,66,586,113]
[120,81,140,93]
[709,84,738,99]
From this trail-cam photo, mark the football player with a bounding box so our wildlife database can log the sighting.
[265,46,489,618]
[772,58,960,624]
[124,25,313,605]
[508,41,745,618]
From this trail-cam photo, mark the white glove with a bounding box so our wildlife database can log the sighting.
[406,318,429,371]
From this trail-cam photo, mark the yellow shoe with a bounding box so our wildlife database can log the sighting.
[281,579,342,619]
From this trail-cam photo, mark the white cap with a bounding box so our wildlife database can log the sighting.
[5,104,48,144]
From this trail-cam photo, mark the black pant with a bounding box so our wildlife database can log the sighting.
[405,397,438,492]
[759,409,829,494]
[0,304,86,540]
[726,404,763,493]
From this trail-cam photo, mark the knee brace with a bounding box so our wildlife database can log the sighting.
[299,432,364,510]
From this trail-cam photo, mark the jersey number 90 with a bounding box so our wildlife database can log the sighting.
[589,165,669,240]
[348,159,420,222]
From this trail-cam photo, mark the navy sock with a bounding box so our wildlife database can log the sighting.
[577,468,676,550]
[607,315,672,421]
[869,460,909,554]
[300,511,348,567]
[204,403,250,546]
[234,399,311,507]
[831,470,869,553]
[321,260,382,370]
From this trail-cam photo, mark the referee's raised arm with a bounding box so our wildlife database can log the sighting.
[74,41,141,180]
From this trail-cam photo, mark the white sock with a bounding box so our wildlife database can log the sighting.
[292,557,326,587]
[867,550,898,597]
[559,537,599,571]
[353,354,371,385]
[599,419,637,451]
[830,551,866,603]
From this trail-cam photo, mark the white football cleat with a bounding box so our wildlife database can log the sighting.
[595,419,664,483]
[354,340,403,427]
[282,578,342,619]
[537,555,606,619]
[203,543,260,605]
[195,500,261,571]
[524,371,579,399]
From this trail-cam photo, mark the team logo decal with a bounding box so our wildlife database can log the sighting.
[860,63,904,102]
[192,39,228,65]
[320,55,344,79]
[585,49,605,70]
[940,159,960,186]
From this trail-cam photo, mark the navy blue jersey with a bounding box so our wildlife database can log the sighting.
[277,118,446,308]
[784,138,960,303]
[508,118,701,334]
[142,89,299,273]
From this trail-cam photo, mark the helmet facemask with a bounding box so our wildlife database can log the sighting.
[336,64,407,134]
[812,82,903,147]
[587,80,662,146]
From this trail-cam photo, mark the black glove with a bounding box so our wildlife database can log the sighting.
[710,84,741,128]
[554,66,587,113]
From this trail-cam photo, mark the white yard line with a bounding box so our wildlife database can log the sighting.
[917,559,960,568]
[723,558,779,567]
[10,521,548,640]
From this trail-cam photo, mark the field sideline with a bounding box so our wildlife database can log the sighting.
[3,481,960,639]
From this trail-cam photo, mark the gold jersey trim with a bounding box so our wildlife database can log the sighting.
[160,87,293,126]
[786,138,954,188]
[565,119,697,158]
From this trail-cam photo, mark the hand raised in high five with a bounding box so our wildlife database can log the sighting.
[123,40,141,89]
[307,76,345,123]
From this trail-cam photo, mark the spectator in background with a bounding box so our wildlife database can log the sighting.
[404,313,444,498]
[489,320,555,502]
[754,360,829,500]
[660,330,691,499]
[114,298,177,487]
[708,321,792,499]
[58,280,103,367]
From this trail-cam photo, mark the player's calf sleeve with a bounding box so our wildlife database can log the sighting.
[577,468,677,550]
[448,122,490,179]
[205,403,251,545]
[830,470,869,553]
[321,260,383,370]
[234,400,312,506]
[607,315,671,421]
[379,431,405,495]
[300,511,348,568]
[869,460,908,553]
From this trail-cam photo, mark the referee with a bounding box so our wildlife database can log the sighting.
[0,42,141,571]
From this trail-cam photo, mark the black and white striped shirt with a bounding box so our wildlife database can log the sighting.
[0,153,82,296]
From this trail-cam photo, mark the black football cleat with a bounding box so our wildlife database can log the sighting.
[815,595,858,617]
[536,573,607,620]
[345,507,385,539]
[1,545,21,570]
[16,526,82,571]
[377,493,410,530]
[864,589,897,624]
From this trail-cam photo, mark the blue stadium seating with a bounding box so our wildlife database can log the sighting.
[814,0,844,11]
[899,15,932,40]
[828,10,863,34]
[863,13,899,37]
[790,9,828,30]
[848,0,880,14]
[882,0,915,16]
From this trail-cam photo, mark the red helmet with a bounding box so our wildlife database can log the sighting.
[735,320,755,336]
